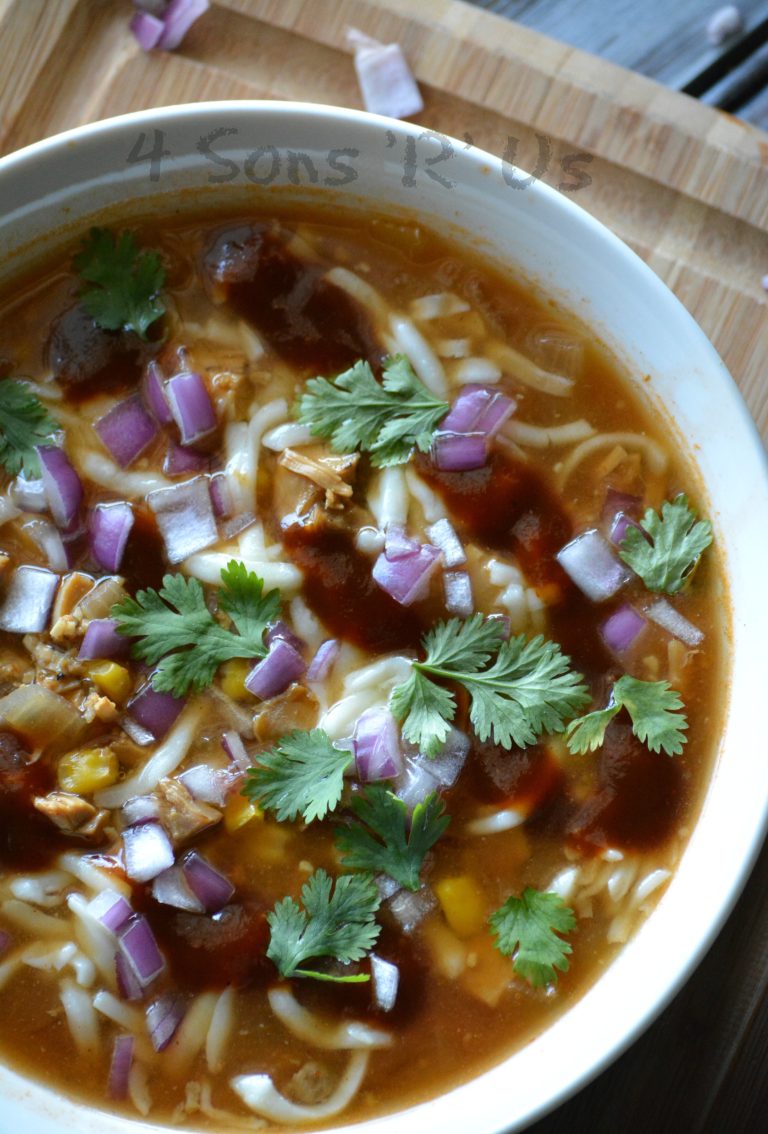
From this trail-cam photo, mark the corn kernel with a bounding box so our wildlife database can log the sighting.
[225,790,262,833]
[220,658,251,700]
[435,875,487,939]
[58,747,119,794]
[86,661,132,702]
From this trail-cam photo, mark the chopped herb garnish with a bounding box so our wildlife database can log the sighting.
[112,560,280,696]
[490,888,576,988]
[0,380,59,477]
[266,868,381,983]
[296,355,450,467]
[335,785,450,892]
[75,227,166,339]
[390,615,590,756]
[243,729,353,823]
[619,494,712,594]
[565,674,687,756]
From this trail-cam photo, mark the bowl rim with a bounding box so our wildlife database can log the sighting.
[0,99,767,1134]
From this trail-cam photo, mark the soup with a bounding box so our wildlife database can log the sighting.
[0,212,722,1128]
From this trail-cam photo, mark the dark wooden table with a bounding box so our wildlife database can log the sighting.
[461,5,768,1132]
[468,0,768,129]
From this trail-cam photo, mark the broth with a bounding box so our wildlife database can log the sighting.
[0,211,724,1128]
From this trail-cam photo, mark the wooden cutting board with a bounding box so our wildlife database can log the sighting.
[1,3,767,1133]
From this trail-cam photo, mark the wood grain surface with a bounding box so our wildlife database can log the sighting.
[0,2,766,1132]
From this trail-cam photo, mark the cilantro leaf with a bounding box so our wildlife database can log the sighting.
[619,494,712,594]
[0,380,59,477]
[243,729,353,823]
[74,227,166,339]
[266,868,381,983]
[391,616,589,755]
[565,674,688,756]
[296,355,450,467]
[335,785,450,891]
[112,560,279,696]
[490,888,576,988]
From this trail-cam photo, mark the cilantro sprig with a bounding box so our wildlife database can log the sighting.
[112,560,280,696]
[266,868,381,983]
[490,888,576,988]
[75,227,166,340]
[297,355,450,467]
[565,674,687,756]
[243,730,353,823]
[335,785,450,891]
[619,494,712,594]
[0,380,59,477]
[390,615,590,756]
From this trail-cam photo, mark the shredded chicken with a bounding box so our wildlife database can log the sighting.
[155,777,222,844]
[77,690,119,724]
[50,572,95,639]
[33,792,109,842]
[279,448,358,507]
[253,683,319,744]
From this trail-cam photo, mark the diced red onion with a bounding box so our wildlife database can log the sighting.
[439,386,516,437]
[351,37,423,119]
[181,850,235,913]
[394,757,441,812]
[122,794,162,826]
[431,431,487,471]
[217,511,256,541]
[265,620,306,654]
[426,518,466,567]
[87,888,134,935]
[147,476,218,563]
[443,569,474,617]
[386,885,437,934]
[166,371,217,445]
[146,994,186,1052]
[163,442,209,476]
[142,360,173,425]
[645,598,704,647]
[372,543,441,606]
[306,639,341,683]
[121,716,155,747]
[609,511,643,547]
[122,820,174,883]
[95,396,159,468]
[0,565,59,633]
[22,517,69,572]
[10,475,47,513]
[384,523,420,561]
[90,501,134,572]
[128,679,185,739]
[601,604,646,653]
[108,1034,134,1100]
[487,612,511,639]
[117,914,166,988]
[556,529,632,602]
[151,864,204,913]
[370,954,400,1012]
[423,728,470,787]
[245,639,306,700]
[79,618,131,661]
[603,488,642,523]
[178,763,232,806]
[156,0,210,50]
[221,730,251,771]
[115,950,144,1001]
[37,445,83,528]
[208,472,233,518]
[130,10,164,50]
[354,707,404,782]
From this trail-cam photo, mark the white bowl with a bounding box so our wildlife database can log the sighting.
[0,101,766,1134]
